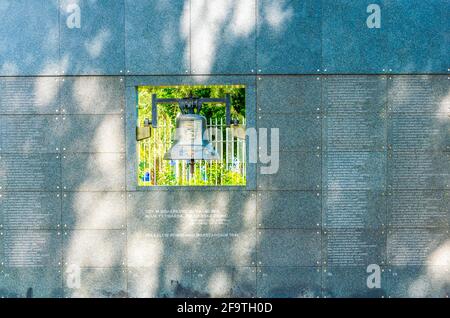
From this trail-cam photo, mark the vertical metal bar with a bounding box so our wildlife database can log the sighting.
[151,94,158,128]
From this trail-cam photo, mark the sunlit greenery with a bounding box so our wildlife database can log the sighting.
[137,85,246,186]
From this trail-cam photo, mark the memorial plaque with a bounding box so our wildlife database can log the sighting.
[257,267,321,298]
[387,190,449,228]
[257,0,321,74]
[0,230,61,267]
[388,152,450,189]
[388,76,450,113]
[257,230,321,266]
[61,115,125,153]
[384,266,450,298]
[323,229,386,266]
[62,192,126,230]
[387,229,448,266]
[323,113,386,151]
[323,76,387,113]
[322,2,387,73]
[0,154,61,191]
[259,114,320,151]
[127,191,256,233]
[61,153,125,191]
[257,76,321,114]
[386,1,446,73]
[60,0,125,75]
[257,191,321,229]
[0,0,59,76]
[60,77,125,114]
[257,151,321,190]
[128,266,192,298]
[388,115,450,151]
[0,115,61,153]
[63,230,126,268]
[191,266,256,298]
[0,192,61,229]
[190,0,255,74]
[125,0,188,74]
[0,267,62,298]
[323,267,386,298]
[323,191,385,229]
[323,152,386,191]
[0,78,60,114]
[63,267,127,298]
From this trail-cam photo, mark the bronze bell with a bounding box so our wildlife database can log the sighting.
[164,113,220,161]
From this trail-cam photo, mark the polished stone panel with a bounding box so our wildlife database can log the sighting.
[257,191,321,229]
[257,266,321,298]
[61,153,125,191]
[257,76,321,114]
[61,115,125,153]
[257,0,321,73]
[60,77,125,114]
[0,154,61,191]
[0,0,59,76]
[257,229,321,266]
[125,0,189,74]
[60,0,125,75]
[0,192,61,229]
[62,192,126,230]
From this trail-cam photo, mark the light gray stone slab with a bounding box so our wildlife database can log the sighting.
[61,115,125,153]
[0,154,61,191]
[63,230,126,268]
[191,266,256,298]
[0,230,62,267]
[125,0,189,74]
[0,78,60,114]
[0,115,61,153]
[257,266,321,298]
[63,267,127,298]
[61,153,125,191]
[257,191,321,229]
[257,229,321,266]
[0,267,62,298]
[0,0,59,76]
[0,192,61,229]
[60,77,125,114]
[60,0,125,75]
[62,192,126,230]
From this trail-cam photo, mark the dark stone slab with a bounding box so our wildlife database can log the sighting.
[257,0,321,73]
[257,76,321,114]
[257,191,321,229]
[323,191,386,229]
[257,230,321,266]
[387,152,450,190]
[323,152,386,191]
[323,229,386,266]
[257,266,321,298]
[257,151,321,190]
[323,266,386,298]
